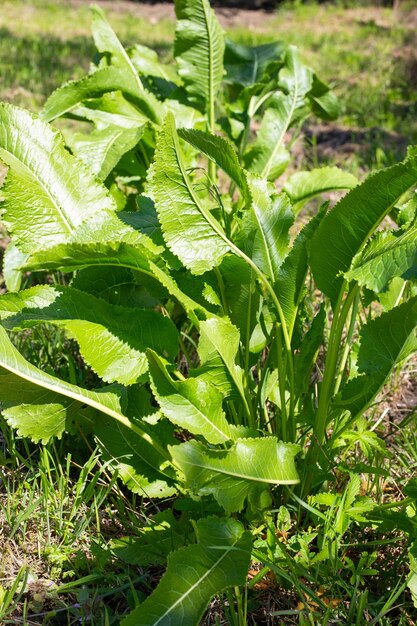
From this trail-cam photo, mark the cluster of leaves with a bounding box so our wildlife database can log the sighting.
[0,0,417,623]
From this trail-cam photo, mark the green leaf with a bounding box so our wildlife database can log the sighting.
[310,148,417,303]
[150,113,230,275]
[0,324,172,480]
[245,106,290,181]
[171,438,300,513]
[283,166,358,211]
[71,91,149,129]
[23,209,161,275]
[0,367,95,444]
[307,74,340,121]
[2,243,26,292]
[345,225,417,293]
[178,128,250,202]
[70,124,144,180]
[94,394,177,497]
[0,104,116,253]
[224,39,286,87]
[174,0,225,116]
[121,516,251,626]
[147,350,233,444]
[0,285,178,386]
[245,46,312,181]
[294,306,325,398]
[194,317,244,400]
[275,206,326,335]
[240,184,293,281]
[336,296,417,418]
[42,67,162,124]
[128,44,179,83]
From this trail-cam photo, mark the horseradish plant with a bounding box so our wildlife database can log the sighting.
[0,0,417,623]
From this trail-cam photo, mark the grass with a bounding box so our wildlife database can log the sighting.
[0,1,417,624]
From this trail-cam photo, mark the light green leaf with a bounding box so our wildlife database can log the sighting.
[174,0,225,115]
[178,128,250,202]
[337,296,417,418]
[275,206,326,335]
[92,5,139,71]
[23,209,161,274]
[310,147,417,303]
[148,350,233,444]
[0,285,178,386]
[70,124,144,180]
[345,225,417,293]
[0,324,171,480]
[171,438,300,512]
[308,74,340,121]
[2,243,27,292]
[245,106,290,181]
[283,166,358,211]
[121,516,251,626]
[0,367,95,444]
[150,113,230,275]
[246,46,312,181]
[240,184,293,281]
[71,91,149,129]
[194,317,244,400]
[42,66,162,124]
[0,104,116,253]
[128,44,179,83]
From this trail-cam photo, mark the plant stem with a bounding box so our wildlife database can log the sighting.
[302,284,358,496]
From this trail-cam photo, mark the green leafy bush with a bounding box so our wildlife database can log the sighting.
[0,1,416,623]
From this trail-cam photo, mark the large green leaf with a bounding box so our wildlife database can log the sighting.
[70,91,149,129]
[42,67,162,124]
[178,128,250,202]
[0,104,116,252]
[0,367,95,444]
[283,166,358,211]
[23,209,161,275]
[147,350,233,444]
[310,148,417,303]
[150,113,230,275]
[171,438,300,513]
[0,285,178,386]
[70,125,144,181]
[174,0,225,117]
[336,296,417,419]
[121,516,251,626]
[0,324,172,480]
[345,225,417,292]
[240,184,293,281]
